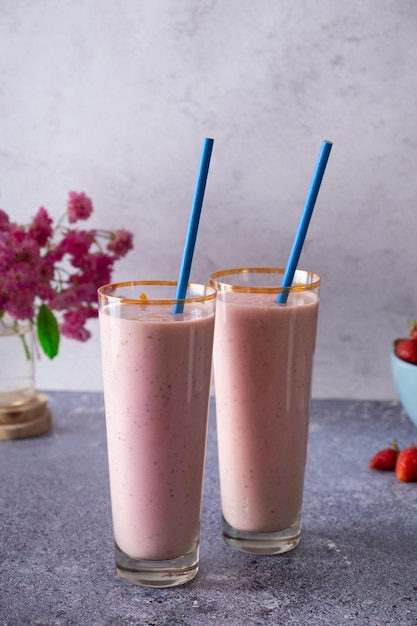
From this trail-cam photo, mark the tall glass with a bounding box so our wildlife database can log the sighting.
[210,268,320,555]
[98,281,216,587]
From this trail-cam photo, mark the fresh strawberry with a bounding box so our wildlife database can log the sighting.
[369,440,400,471]
[394,338,417,365]
[409,320,417,341]
[395,445,417,482]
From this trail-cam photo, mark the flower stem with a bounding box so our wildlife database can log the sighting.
[20,333,32,361]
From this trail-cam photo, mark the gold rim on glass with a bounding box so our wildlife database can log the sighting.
[98,281,217,306]
[209,268,321,294]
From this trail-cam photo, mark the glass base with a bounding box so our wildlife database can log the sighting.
[222,516,301,555]
[115,542,199,588]
[0,387,36,409]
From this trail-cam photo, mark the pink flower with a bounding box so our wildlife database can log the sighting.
[1,262,38,319]
[107,229,134,258]
[73,252,114,290]
[60,307,96,342]
[48,287,80,312]
[0,231,14,272]
[15,233,40,264]
[58,229,95,260]
[9,223,26,244]
[0,210,11,231]
[70,281,99,304]
[30,207,53,246]
[37,255,55,285]
[44,244,65,264]
[0,192,133,358]
[67,191,93,223]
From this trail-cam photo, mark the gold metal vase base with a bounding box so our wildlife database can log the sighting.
[0,393,51,440]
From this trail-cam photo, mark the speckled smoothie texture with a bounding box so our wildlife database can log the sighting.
[214,291,319,533]
[99,303,215,560]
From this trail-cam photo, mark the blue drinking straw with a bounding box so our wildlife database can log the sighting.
[276,140,333,304]
[173,137,214,315]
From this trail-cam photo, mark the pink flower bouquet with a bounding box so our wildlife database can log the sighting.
[0,192,133,359]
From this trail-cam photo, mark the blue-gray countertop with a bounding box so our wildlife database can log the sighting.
[1,393,417,626]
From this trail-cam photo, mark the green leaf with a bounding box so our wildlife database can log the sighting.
[37,304,60,359]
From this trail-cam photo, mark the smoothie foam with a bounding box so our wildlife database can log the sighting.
[100,303,215,561]
[213,290,319,533]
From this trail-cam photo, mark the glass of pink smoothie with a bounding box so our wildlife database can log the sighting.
[209,268,320,555]
[98,281,216,587]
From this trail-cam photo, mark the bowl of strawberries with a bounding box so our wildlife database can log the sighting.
[391,319,417,427]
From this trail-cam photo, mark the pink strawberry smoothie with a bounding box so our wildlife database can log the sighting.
[213,290,319,534]
[99,303,215,561]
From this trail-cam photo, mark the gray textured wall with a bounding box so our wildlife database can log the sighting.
[1,1,416,399]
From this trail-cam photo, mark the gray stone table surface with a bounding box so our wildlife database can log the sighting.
[1,392,417,626]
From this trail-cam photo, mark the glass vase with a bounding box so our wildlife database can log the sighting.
[0,316,36,409]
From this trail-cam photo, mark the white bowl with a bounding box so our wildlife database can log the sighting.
[391,351,417,427]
